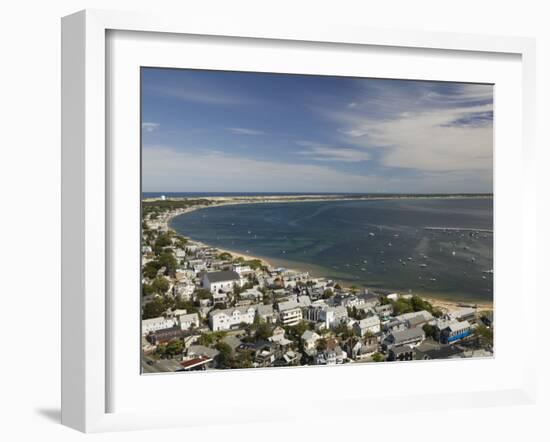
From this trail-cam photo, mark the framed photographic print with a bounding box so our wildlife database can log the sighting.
[61,9,537,432]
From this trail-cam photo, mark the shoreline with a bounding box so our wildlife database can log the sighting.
[157,196,493,313]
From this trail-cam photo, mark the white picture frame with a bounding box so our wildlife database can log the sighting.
[61,9,537,433]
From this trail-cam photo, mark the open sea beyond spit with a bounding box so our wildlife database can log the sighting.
[168,197,493,303]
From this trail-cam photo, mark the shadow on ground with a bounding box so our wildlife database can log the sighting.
[35,408,61,423]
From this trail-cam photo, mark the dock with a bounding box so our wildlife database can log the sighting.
[424,227,493,233]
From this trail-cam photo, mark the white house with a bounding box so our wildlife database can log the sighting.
[240,288,263,302]
[353,316,381,336]
[209,305,257,331]
[178,313,200,331]
[257,304,276,323]
[173,281,195,300]
[142,316,176,336]
[278,300,303,326]
[301,330,320,351]
[233,264,252,275]
[202,270,242,294]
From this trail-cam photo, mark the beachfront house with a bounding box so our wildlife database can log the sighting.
[202,270,242,294]
[374,303,393,318]
[439,320,471,344]
[233,264,252,275]
[448,307,477,323]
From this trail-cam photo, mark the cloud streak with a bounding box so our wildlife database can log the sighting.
[227,127,265,135]
[142,122,160,132]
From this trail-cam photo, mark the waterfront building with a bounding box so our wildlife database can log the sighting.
[232,264,252,275]
[374,303,393,318]
[448,307,477,323]
[439,320,471,344]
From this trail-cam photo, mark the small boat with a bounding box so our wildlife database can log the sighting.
[452,251,456,256]
[407,257,413,261]
[361,268,366,271]
[368,232,375,237]
[420,263,428,268]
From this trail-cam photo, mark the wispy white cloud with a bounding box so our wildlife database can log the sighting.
[318,83,493,176]
[296,141,370,162]
[146,85,250,106]
[228,127,265,135]
[143,144,489,193]
[142,122,160,132]
[143,145,378,192]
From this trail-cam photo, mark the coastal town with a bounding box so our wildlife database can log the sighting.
[141,197,494,373]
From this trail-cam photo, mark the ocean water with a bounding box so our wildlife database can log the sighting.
[170,198,493,302]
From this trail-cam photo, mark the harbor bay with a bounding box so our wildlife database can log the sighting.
[170,197,493,303]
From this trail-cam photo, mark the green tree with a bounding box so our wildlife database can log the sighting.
[154,233,172,248]
[158,251,178,275]
[255,320,273,341]
[174,298,198,314]
[423,323,437,339]
[165,339,184,356]
[217,252,233,260]
[215,341,233,368]
[473,324,493,346]
[142,260,161,279]
[371,352,384,362]
[195,288,213,300]
[152,276,170,295]
[142,283,154,297]
[142,297,167,319]
[197,333,214,346]
[316,338,328,352]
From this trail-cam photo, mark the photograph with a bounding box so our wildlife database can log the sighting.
[140,67,494,373]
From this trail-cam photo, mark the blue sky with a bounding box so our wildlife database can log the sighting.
[141,68,493,193]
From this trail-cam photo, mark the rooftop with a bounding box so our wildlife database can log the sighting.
[204,271,240,283]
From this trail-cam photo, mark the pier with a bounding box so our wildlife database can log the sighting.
[424,227,493,233]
